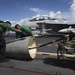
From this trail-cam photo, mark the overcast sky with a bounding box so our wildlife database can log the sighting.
[0,0,75,24]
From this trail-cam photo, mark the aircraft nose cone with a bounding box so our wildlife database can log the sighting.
[58,30,63,32]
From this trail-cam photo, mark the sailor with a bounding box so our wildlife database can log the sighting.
[58,35,69,50]
[0,21,23,62]
[14,24,34,38]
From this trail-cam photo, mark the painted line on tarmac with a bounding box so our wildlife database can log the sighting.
[0,65,52,75]
[37,52,75,58]
[38,44,58,46]
[37,52,57,57]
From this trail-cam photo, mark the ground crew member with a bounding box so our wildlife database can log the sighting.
[14,24,34,38]
[0,21,23,62]
[58,35,69,50]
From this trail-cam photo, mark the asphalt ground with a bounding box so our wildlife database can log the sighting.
[0,34,75,75]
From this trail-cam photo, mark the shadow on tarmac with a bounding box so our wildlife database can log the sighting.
[43,57,75,71]
[8,57,34,61]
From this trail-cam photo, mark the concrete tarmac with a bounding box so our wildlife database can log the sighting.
[0,34,75,75]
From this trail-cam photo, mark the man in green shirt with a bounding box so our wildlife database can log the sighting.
[0,21,22,62]
[14,24,34,38]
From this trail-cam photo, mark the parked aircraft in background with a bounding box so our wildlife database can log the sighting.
[32,28,52,36]
[23,21,39,29]
[58,26,75,34]
[4,16,68,36]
